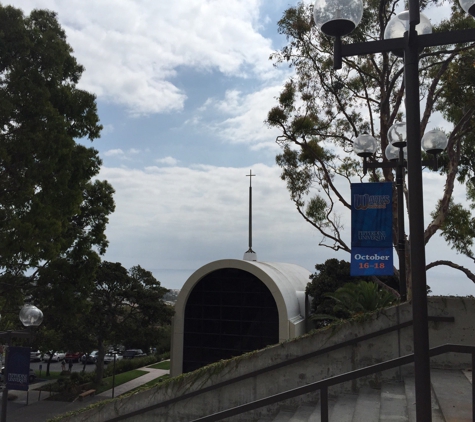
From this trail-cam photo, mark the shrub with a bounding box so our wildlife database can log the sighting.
[103,355,159,377]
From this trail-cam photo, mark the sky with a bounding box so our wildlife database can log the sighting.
[8,0,475,296]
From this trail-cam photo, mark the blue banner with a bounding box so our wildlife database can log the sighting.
[351,183,393,276]
[6,346,31,391]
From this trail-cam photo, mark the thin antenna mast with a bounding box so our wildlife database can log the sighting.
[243,170,257,261]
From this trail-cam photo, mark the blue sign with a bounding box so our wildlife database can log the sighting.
[6,346,30,391]
[351,182,393,276]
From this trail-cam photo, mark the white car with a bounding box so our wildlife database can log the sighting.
[43,351,66,362]
[104,352,123,364]
[30,350,42,362]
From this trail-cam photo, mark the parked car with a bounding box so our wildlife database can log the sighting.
[43,351,66,362]
[65,351,82,363]
[30,350,42,362]
[104,352,123,364]
[81,350,99,364]
[122,349,146,359]
[1,367,36,383]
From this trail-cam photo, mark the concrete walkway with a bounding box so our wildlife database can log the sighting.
[0,365,169,422]
[97,366,169,399]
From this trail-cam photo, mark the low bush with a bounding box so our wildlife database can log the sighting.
[103,355,159,377]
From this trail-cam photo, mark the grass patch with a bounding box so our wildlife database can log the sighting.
[120,374,169,396]
[35,370,63,380]
[147,360,170,370]
[95,369,148,394]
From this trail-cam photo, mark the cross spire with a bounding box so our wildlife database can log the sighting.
[243,170,257,261]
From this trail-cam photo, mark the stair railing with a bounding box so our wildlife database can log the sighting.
[193,344,475,422]
[103,316,453,422]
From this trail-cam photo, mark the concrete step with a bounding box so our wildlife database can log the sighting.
[404,376,445,422]
[431,369,473,422]
[351,386,381,422]
[325,393,357,422]
[258,369,472,422]
[289,404,319,421]
[379,381,408,422]
[272,407,297,422]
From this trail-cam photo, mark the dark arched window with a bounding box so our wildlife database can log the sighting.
[183,268,279,373]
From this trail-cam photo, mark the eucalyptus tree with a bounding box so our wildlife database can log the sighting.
[267,0,475,295]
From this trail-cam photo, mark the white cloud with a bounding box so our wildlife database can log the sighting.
[193,83,288,151]
[11,0,278,115]
[156,157,179,166]
[104,149,125,157]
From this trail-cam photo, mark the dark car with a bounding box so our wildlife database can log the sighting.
[122,349,146,359]
[81,351,99,364]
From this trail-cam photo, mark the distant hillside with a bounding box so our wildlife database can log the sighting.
[163,289,180,305]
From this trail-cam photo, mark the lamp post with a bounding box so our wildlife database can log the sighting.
[112,351,117,398]
[354,124,448,302]
[313,0,475,419]
[0,304,43,422]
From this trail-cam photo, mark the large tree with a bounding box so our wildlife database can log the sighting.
[267,0,475,296]
[85,261,174,384]
[0,5,115,318]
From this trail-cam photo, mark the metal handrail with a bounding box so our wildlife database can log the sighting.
[193,344,475,422]
[104,316,453,422]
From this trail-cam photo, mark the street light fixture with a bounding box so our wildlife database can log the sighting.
[1,304,43,422]
[313,0,475,416]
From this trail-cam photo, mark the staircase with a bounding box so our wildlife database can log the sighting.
[256,369,473,422]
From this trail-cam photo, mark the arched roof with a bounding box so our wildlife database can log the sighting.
[171,259,312,376]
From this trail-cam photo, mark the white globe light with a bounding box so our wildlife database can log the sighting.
[459,0,475,17]
[385,144,407,161]
[421,129,448,154]
[19,304,43,327]
[388,122,407,148]
[384,11,432,39]
[354,134,378,157]
[384,12,432,56]
[314,0,363,37]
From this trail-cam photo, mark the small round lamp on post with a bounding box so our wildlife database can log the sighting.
[459,0,475,17]
[354,134,378,175]
[19,305,43,328]
[1,304,43,422]
[385,143,407,162]
[421,129,448,171]
[388,122,407,148]
[313,0,363,37]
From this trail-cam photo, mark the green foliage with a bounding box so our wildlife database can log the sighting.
[434,200,475,258]
[102,355,159,378]
[322,281,397,319]
[306,259,358,325]
[85,261,174,383]
[307,259,398,327]
[0,5,115,320]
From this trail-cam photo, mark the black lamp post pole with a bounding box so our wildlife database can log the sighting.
[396,148,407,302]
[112,353,116,398]
[0,332,12,422]
[403,9,433,419]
